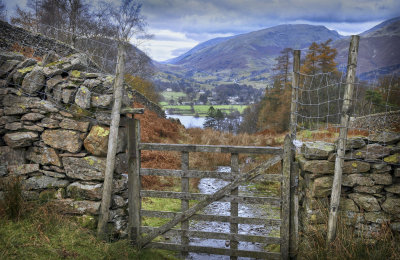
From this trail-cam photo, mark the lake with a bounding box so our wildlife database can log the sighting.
[166,114,206,128]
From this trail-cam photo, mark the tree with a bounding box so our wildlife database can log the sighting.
[301,42,319,75]
[273,47,292,89]
[203,106,217,129]
[215,109,225,131]
[125,74,160,104]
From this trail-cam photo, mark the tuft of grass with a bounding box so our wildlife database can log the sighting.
[0,176,24,220]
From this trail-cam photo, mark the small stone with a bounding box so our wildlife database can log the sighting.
[62,88,75,104]
[345,137,366,150]
[343,161,370,173]
[54,199,100,215]
[302,141,335,159]
[67,181,103,200]
[21,66,46,94]
[23,124,44,132]
[42,129,82,153]
[38,118,59,128]
[311,176,333,197]
[40,170,65,179]
[21,113,45,121]
[364,212,391,224]
[91,94,113,108]
[59,111,73,118]
[348,193,381,212]
[342,174,374,187]
[370,163,391,174]
[3,131,39,148]
[42,50,60,66]
[23,176,69,190]
[5,122,23,130]
[368,173,392,185]
[59,152,87,157]
[354,144,391,160]
[390,222,400,232]
[112,195,127,208]
[46,75,64,89]
[84,125,126,156]
[75,86,91,109]
[60,118,90,132]
[394,168,400,178]
[7,164,40,175]
[339,198,359,212]
[0,146,26,165]
[381,197,400,215]
[385,183,400,194]
[0,60,20,78]
[0,115,19,126]
[299,159,334,174]
[62,156,106,180]
[354,185,383,194]
[26,146,62,167]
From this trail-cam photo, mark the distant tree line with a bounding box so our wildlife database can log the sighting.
[203,106,242,133]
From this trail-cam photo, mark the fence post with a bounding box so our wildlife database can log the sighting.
[181,151,189,258]
[128,118,141,245]
[97,42,126,239]
[289,50,300,259]
[327,35,360,243]
[281,135,292,260]
[230,153,239,260]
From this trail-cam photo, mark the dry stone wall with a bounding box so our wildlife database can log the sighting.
[298,134,400,238]
[0,50,163,237]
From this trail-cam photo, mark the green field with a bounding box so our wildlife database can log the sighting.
[163,105,248,116]
[161,91,187,100]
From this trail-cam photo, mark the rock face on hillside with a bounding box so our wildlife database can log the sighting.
[0,49,164,238]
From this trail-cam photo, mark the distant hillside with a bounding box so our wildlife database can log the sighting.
[156,24,342,87]
[334,18,400,80]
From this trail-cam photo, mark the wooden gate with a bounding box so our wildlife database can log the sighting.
[126,118,294,259]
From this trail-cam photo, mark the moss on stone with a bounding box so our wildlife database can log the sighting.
[92,125,109,137]
[17,65,35,74]
[384,153,400,164]
[70,70,81,78]
[44,60,64,68]
[83,156,95,166]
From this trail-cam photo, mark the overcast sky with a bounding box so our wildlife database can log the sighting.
[4,0,400,61]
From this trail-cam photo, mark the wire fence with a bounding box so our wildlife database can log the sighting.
[292,66,400,165]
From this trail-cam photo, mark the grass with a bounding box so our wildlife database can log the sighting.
[160,91,187,101]
[0,201,178,260]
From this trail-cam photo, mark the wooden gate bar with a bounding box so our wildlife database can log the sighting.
[281,135,292,259]
[140,143,283,154]
[146,242,281,259]
[141,226,281,244]
[230,153,239,260]
[141,210,282,225]
[141,168,283,182]
[181,151,189,258]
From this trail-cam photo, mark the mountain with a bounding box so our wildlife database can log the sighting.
[156,24,342,87]
[333,17,400,80]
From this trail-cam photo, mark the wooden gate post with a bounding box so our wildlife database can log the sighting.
[181,151,189,258]
[327,35,360,243]
[281,135,292,260]
[128,118,141,245]
[230,153,239,260]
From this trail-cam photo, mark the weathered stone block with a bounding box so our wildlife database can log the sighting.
[364,212,391,224]
[339,198,359,212]
[3,131,39,148]
[385,184,400,194]
[368,173,392,185]
[62,156,106,180]
[381,197,400,215]
[0,146,26,165]
[311,176,333,197]
[343,161,370,173]
[23,176,69,190]
[302,141,335,159]
[384,153,400,164]
[342,174,374,187]
[84,125,126,156]
[21,113,45,121]
[369,131,400,144]
[354,144,391,160]
[75,86,91,109]
[21,66,46,94]
[7,164,39,175]
[60,118,90,132]
[345,137,366,150]
[5,122,23,130]
[38,118,59,128]
[54,199,100,215]
[42,129,82,153]
[91,94,113,108]
[67,181,103,200]
[354,185,383,194]
[112,195,127,208]
[26,146,62,166]
[348,193,381,212]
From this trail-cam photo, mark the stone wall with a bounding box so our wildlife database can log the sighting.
[349,110,400,132]
[0,50,165,237]
[298,134,400,238]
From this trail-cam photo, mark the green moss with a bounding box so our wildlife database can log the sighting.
[70,70,81,78]
[44,59,64,68]
[75,215,97,230]
[92,125,110,137]
[17,65,35,74]
[384,153,400,164]
[84,156,95,166]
